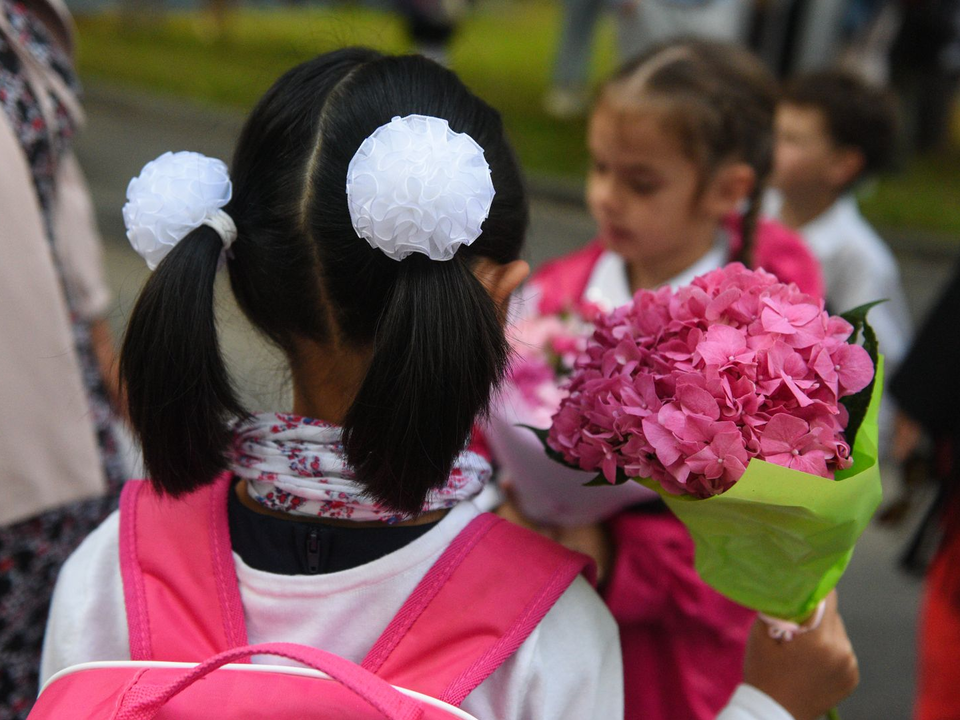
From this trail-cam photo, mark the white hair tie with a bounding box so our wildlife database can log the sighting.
[345,114,496,262]
[201,209,238,251]
[123,151,235,270]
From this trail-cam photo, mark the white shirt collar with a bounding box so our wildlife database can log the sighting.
[583,235,730,312]
[800,195,861,252]
[764,189,860,255]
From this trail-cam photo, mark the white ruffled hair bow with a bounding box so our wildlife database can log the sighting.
[123,151,235,271]
[346,114,496,262]
[123,116,495,270]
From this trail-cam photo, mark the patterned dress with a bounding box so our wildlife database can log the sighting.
[0,4,124,717]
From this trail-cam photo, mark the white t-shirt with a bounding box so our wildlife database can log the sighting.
[41,500,792,720]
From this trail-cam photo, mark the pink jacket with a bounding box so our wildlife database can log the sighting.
[528,220,824,720]
[0,0,110,524]
[534,218,825,315]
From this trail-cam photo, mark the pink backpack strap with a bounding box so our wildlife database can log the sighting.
[120,478,591,703]
[119,474,247,661]
[529,240,605,315]
[362,513,595,706]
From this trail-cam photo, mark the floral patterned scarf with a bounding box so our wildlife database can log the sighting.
[231,413,491,524]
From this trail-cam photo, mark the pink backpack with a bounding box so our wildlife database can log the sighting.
[31,476,593,719]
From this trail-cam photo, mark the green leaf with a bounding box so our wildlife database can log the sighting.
[516,424,582,471]
[582,467,632,487]
[612,467,632,485]
[840,300,887,343]
[839,303,883,448]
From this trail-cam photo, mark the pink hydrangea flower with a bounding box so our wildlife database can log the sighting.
[502,304,597,422]
[546,263,874,498]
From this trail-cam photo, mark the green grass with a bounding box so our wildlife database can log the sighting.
[858,151,960,240]
[74,6,960,239]
[74,5,617,178]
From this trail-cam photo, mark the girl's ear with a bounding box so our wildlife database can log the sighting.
[701,162,756,220]
[472,258,530,310]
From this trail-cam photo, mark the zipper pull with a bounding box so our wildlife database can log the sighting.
[307,528,321,574]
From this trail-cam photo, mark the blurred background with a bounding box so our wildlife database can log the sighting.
[61,0,960,717]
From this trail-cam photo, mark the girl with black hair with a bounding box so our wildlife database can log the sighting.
[40,49,856,720]
[40,48,621,719]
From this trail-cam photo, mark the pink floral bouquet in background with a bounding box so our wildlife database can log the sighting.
[548,263,875,498]
[504,306,597,425]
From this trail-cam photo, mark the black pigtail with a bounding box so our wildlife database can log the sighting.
[120,226,245,496]
[734,182,763,267]
[341,255,508,515]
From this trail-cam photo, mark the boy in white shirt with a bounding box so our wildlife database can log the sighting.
[766,70,912,377]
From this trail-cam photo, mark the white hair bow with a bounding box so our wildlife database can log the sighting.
[123,151,236,271]
[346,115,496,262]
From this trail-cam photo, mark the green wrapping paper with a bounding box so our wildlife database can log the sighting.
[637,358,885,621]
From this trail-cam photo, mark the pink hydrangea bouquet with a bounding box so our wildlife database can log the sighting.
[537,264,884,624]
[504,306,597,426]
[548,263,874,496]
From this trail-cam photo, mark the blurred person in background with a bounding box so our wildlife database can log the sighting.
[765,70,911,428]
[545,0,752,119]
[0,0,126,716]
[750,0,850,75]
[837,0,903,84]
[616,0,753,75]
[889,0,960,153]
[396,0,468,65]
[889,260,960,720]
[494,39,824,720]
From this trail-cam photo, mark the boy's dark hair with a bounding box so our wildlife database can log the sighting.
[782,70,899,181]
[120,49,528,514]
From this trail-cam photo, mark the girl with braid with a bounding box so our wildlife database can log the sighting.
[496,40,825,720]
